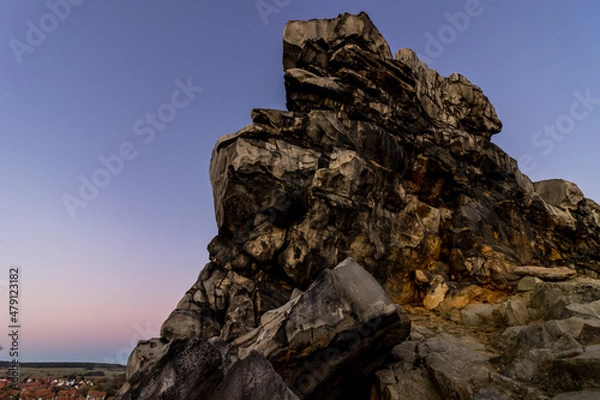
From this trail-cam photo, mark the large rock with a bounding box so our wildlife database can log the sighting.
[115,337,299,400]
[204,10,600,318]
[117,11,600,399]
[234,258,410,399]
[534,179,585,211]
[117,259,408,400]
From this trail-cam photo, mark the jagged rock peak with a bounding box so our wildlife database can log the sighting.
[282,12,502,138]
[283,12,393,70]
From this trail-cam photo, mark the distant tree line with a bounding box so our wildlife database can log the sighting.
[0,361,125,369]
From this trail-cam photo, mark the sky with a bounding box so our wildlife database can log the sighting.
[0,1,599,362]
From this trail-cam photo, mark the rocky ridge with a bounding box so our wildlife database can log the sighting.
[116,12,600,399]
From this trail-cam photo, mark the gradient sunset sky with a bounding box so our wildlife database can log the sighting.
[1,1,600,362]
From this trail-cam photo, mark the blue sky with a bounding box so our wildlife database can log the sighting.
[1,1,599,362]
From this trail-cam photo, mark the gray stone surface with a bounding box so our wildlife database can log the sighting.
[499,298,532,326]
[460,303,501,326]
[116,338,298,400]
[534,179,585,211]
[553,390,600,399]
[376,367,442,400]
[530,278,600,320]
[549,345,600,392]
[234,258,410,399]
[376,326,545,400]
[517,276,542,292]
[210,351,300,400]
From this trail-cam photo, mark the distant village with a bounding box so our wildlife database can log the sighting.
[0,376,118,399]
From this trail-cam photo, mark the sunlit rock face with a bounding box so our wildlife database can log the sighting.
[116,12,600,400]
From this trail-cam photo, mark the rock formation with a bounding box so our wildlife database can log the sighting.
[116,12,600,400]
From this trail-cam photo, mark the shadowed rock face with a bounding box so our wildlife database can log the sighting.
[115,337,300,400]
[233,258,410,399]
[116,12,600,400]
[116,258,409,400]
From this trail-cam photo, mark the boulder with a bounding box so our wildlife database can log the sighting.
[115,337,298,400]
[534,179,585,211]
[234,258,411,399]
[549,345,600,392]
[499,298,532,326]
